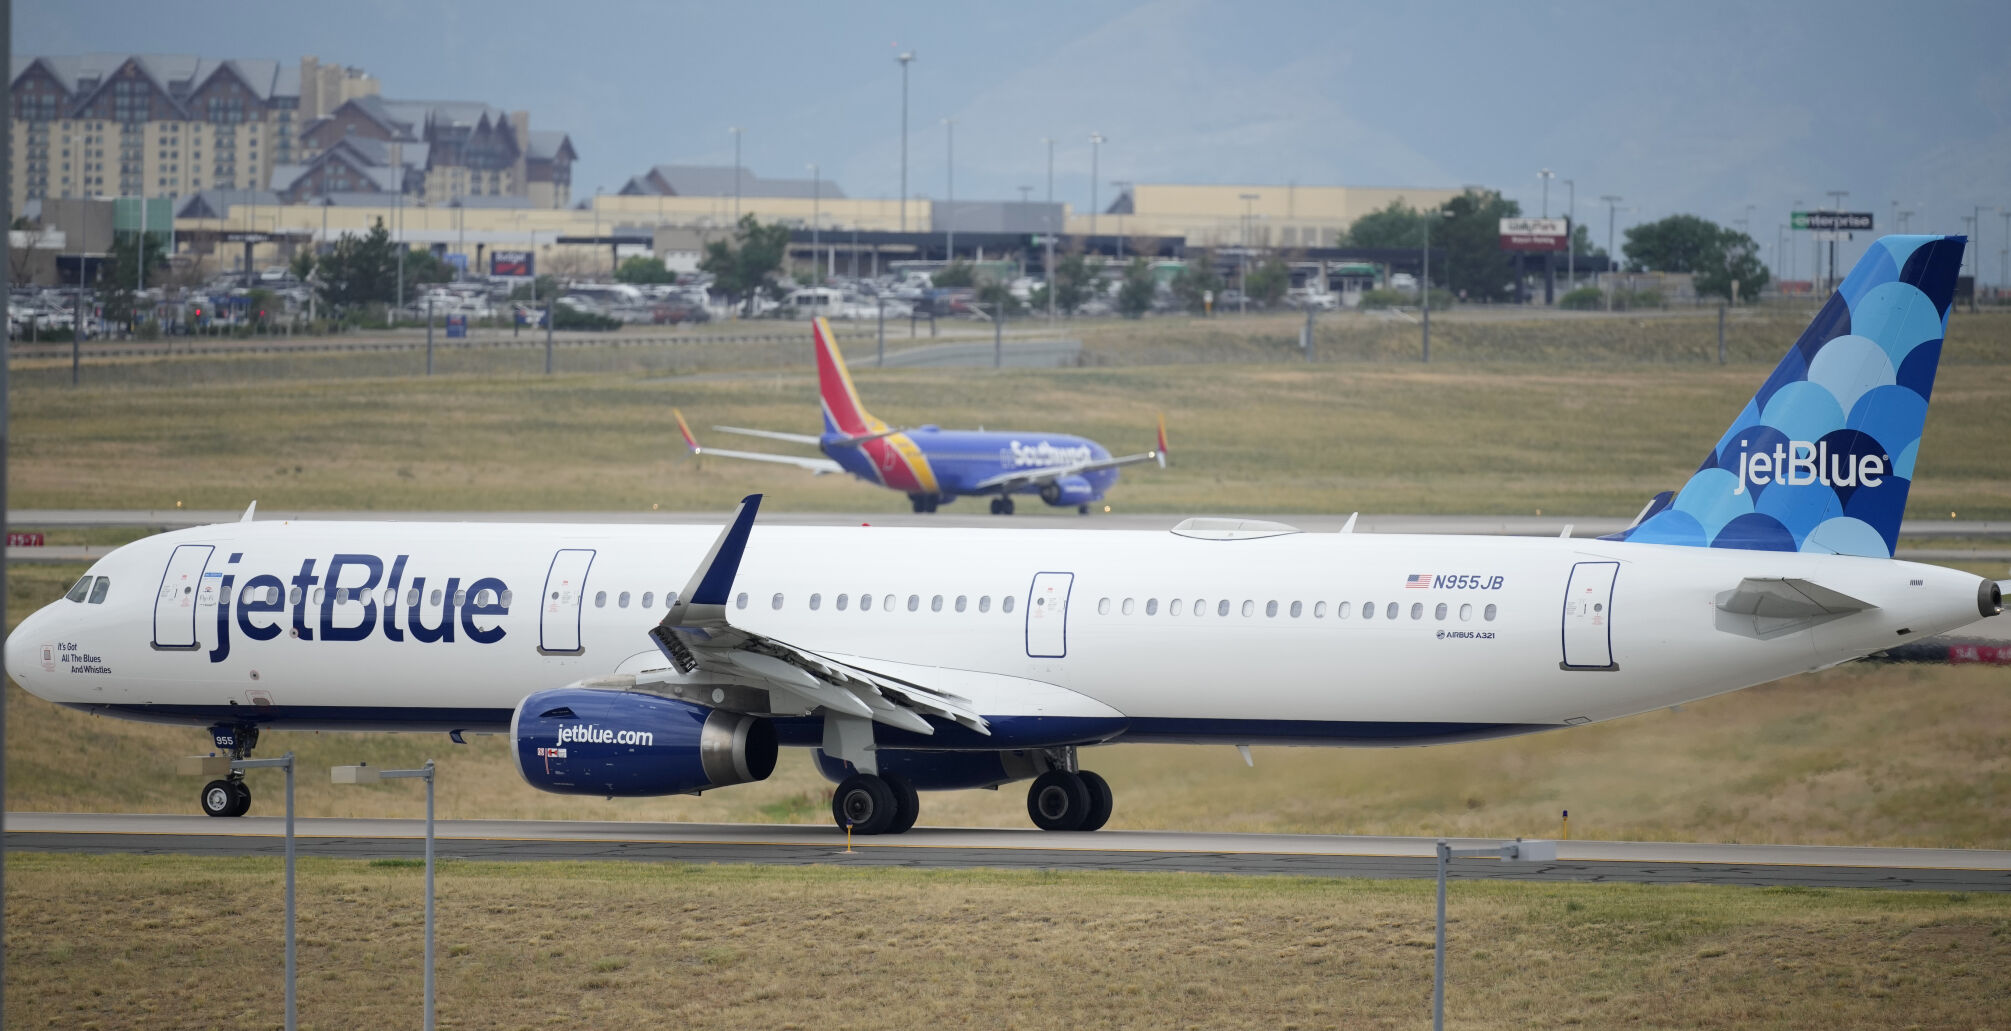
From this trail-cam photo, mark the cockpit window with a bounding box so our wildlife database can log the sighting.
[88,577,110,604]
[66,576,93,603]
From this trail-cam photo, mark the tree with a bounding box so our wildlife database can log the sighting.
[1569,224,1608,267]
[1244,255,1291,307]
[1116,257,1156,318]
[1693,229,1772,303]
[1622,215,1723,273]
[1170,252,1225,312]
[1051,249,1097,315]
[1346,199,1430,248]
[315,218,399,308]
[1435,189,1522,302]
[615,255,674,284]
[98,230,169,326]
[930,260,977,288]
[289,248,316,284]
[401,248,457,288]
[509,275,559,302]
[976,278,1023,316]
[10,217,51,286]
[699,214,791,315]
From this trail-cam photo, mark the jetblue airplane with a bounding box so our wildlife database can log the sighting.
[674,316,1165,514]
[6,236,2002,837]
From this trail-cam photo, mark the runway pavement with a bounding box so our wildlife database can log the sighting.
[8,813,2007,891]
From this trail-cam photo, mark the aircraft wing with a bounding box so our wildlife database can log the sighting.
[642,495,989,736]
[970,449,1161,494]
[712,425,825,446]
[676,409,843,475]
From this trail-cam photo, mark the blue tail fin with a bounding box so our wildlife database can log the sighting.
[1605,234,1966,558]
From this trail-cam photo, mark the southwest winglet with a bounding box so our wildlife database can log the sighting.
[673,408,701,454]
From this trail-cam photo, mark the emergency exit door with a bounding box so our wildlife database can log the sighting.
[153,544,214,650]
[1025,571,1074,658]
[1560,561,1619,670]
[539,549,596,655]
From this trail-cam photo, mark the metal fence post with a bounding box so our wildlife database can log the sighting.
[877,294,886,367]
[994,302,1003,368]
[1717,303,1727,364]
[544,298,555,375]
[1433,839,1448,1031]
[423,760,435,1031]
[425,295,434,376]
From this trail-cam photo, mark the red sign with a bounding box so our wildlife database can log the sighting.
[7,532,46,547]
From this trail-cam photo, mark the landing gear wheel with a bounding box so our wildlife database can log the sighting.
[831,774,899,835]
[1001,497,1015,515]
[989,498,1003,515]
[884,773,921,835]
[1027,770,1092,831]
[926,495,940,513]
[1076,770,1113,832]
[910,494,927,513]
[201,780,239,818]
[227,779,253,818]
[1078,504,1091,515]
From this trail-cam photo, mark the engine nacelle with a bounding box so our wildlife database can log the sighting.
[1039,475,1096,507]
[814,748,1045,791]
[513,688,777,797]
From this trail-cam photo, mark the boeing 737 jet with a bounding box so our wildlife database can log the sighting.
[6,236,2002,837]
[674,316,1165,513]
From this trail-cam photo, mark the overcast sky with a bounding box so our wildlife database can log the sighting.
[20,0,2011,276]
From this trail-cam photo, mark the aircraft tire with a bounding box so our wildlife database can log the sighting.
[201,780,239,818]
[1078,504,1090,515]
[1002,497,1015,515]
[1026,770,1091,831]
[909,495,927,513]
[989,498,1003,515]
[1077,770,1113,832]
[228,779,253,817]
[884,773,921,834]
[832,773,899,835]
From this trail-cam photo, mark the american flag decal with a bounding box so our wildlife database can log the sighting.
[1405,574,1432,589]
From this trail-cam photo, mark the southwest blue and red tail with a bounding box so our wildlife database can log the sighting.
[1606,234,1966,557]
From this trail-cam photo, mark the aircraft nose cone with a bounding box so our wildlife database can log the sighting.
[6,605,54,694]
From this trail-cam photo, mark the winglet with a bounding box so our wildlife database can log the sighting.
[653,494,762,670]
[240,500,258,523]
[673,408,702,454]
[1156,413,1169,469]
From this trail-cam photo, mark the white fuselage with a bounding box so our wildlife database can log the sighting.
[5,519,1991,751]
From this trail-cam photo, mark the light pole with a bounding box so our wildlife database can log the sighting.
[1088,132,1106,241]
[1042,137,1055,204]
[183,752,298,1030]
[394,142,405,324]
[1538,168,1553,217]
[897,52,915,232]
[942,117,955,260]
[1563,178,1575,288]
[1421,208,1450,361]
[1432,838,1558,1031]
[729,127,742,221]
[1898,209,1914,233]
[1600,195,1623,312]
[593,185,604,277]
[1112,180,1132,258]
[1238,192,1258,315]
[333,761,438,1031]
[1824,189,1848,291]
[808,163,820,277]
[1999,209,2009,296]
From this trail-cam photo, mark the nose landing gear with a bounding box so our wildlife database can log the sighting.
[199,723,260,818]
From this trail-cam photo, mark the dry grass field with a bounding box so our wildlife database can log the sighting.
[7,854,2010,1031]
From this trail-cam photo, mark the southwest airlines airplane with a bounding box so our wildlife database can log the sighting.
[7,236,2002,836]
[674,316,1165,514]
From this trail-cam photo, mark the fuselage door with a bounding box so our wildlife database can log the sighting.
[1025,571,1074,658]
[539,548,596,655]
[1560,560,1619,671]
[152,544,215,650]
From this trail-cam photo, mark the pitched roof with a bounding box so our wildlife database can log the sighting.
[527,130,577,162]
[637,164,846,200]
[10,53,301,117]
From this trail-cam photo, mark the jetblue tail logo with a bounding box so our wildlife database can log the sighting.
[1609,234,1965,557]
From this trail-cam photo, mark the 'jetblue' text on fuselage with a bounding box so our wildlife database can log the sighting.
[206,553,511,663]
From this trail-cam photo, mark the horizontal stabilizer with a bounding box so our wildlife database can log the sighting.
[1715,577,1875,640]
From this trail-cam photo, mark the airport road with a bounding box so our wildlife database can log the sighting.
[7,814,2008,892]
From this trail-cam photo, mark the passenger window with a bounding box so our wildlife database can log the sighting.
[1097,598,1111,615]
[884,594,896,612]
[1121,598,1134,616]
[1386,602,1399,620]
[1459,603,1473,621]
[1410,603,1423,620]
[641,591,654,608]
[931,595,943,612]
[665,592,679,608]
[217,585,231,606]
[766,593,780,610]
[836,593,849,611]
[88,577,111,604]
[1169,598,1183,616]
[1266,600,1279,618]
[594,591,607,608]
[1218,600,1231,617]
[1242,600,1255,617]
[430,589,442,606]
[809,593,822,611]
[1289,601,1301,618]
[407,589,420,606]
[903,594,915,612]
[382,588,396,606]
[66,576,92,603]
[1362,601,1375,620]
[1484,604,1498,621]
[978,595,990,613]
[1003,596,1015,613]
[618,591,631,608]
[955,595,967,612]
[1313,601,1327,618]
[860,594,873,611]
[501,590,513,607]
[735,592,748,610]
[336,588,351,604]
[1435,602,1448,620]
[1145,598,1158,616]
[314,588,325,605]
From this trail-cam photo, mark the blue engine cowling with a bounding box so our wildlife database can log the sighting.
[1039,475,1097,507]
[513,688,777,797]
[814,748,1044,791]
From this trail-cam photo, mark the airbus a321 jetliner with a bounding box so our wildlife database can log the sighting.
[674,316,1165,513]
[7,236,2002,835]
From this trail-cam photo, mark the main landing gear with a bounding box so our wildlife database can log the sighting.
[199,723,259,818]
[988,496,1016,515]
[1026,769,1113,832]
[909,494,942,514]
[831,771,920,836]
[828,750,1114,835]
